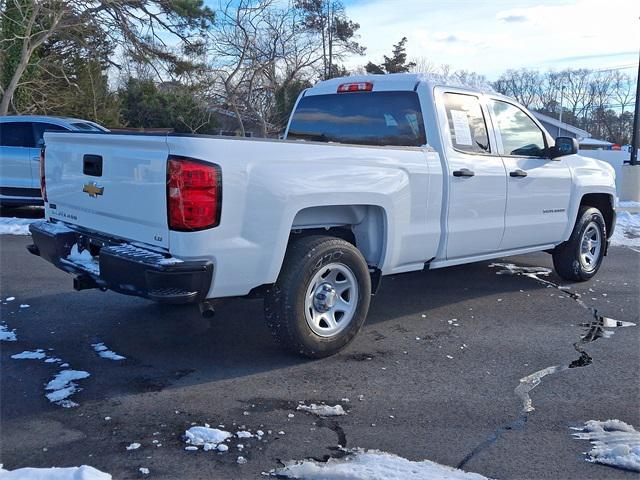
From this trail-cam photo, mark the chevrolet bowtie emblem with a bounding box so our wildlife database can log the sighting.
[83,182,104,197]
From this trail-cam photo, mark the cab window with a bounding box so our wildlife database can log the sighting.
[0,122,35,148]
[443,93,490,154]
[490,100,547,157]
[33,122,68,145]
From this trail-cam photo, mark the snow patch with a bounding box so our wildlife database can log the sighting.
[45,369,90,407]
[0,465,111,479]
[184,426,232,451]
[516,365,565,413]
[31,220,74,235]
[63,245,100,275]
[572,420,640,472]
[297,403,346,417]
[126,443,141,451]
[0,324,17,342]
[275,449,490,479]
[0,217,39,235]
[611,211,640,249]
[158,257,183,265]
[11,349,47,360]
[91,343,125,361]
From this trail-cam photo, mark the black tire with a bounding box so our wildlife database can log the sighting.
[552,206,607,282]
[265,235,371,358]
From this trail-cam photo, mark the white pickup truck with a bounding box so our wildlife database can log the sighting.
[29,73,616,357]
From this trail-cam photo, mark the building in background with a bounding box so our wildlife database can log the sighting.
[532,111,613,150]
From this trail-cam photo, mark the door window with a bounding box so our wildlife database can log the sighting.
[33,122,68,146]
[0,122,35,148]
[491,100,546,157]
[443,93,491,154]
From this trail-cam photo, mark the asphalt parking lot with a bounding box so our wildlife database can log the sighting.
[1,217,639,479]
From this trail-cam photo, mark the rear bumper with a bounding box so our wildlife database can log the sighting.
[28,220,212,304]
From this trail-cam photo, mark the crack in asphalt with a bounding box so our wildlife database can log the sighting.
[243,397,349,461]
[310,417,349,462]
[457,263,636,469]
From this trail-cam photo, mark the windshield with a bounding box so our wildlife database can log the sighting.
[287,91,426,147]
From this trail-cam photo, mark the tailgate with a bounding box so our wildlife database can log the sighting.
[43,132,170,249]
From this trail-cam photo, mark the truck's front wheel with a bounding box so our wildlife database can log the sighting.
[552,206,606,281]
[265,235,371,358]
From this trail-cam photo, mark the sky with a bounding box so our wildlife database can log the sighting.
[342,0,639,79]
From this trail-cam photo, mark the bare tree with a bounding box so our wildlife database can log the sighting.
[207,0,322,137]
[0,0,214,115]
[612,71,635,114]
[408,57,437,74]
[493,69,543,108]
[561,69,593,119]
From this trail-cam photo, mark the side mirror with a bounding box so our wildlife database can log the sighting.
[550,136,578,158]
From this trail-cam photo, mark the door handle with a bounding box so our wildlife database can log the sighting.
[32,156,40,161]
[453,168,475,177]
[83,154,103,177]
[509,169,528,178]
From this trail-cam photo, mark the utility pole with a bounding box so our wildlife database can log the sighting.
[630,50,640,165]
[558,85,565,137]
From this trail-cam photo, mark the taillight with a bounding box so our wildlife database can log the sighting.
[39,146,47,203]
[337,82,373,93]
[167,155,221,231]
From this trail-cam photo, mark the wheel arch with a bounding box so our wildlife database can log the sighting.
[290,204,388,268]
[579,193,615,238]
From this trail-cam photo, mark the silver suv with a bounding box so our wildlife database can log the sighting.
[0,116,108,207]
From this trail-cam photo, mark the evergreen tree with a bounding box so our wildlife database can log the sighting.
[365,37,416,74]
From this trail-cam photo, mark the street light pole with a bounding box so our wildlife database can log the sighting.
[630,50,640,165]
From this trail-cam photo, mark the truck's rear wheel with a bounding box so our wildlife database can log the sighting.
[552,206,606,282]
[265,235,371,358]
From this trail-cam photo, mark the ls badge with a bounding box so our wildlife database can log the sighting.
[83,182,104,198]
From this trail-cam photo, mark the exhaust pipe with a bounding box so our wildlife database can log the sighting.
[73,275,99,291]
[199,300,216,318]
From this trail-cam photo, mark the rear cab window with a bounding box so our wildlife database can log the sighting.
[287,91,426,147]
[33,122,68,146]
[71,122,106,132]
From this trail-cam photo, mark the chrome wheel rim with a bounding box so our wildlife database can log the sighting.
[304,263,358,337]
[580,222,602,272]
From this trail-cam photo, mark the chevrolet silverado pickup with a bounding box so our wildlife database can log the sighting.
[28,73,617,358]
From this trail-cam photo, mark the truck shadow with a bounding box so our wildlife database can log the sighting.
[2,249,565,417]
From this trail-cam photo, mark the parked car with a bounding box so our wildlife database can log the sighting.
[27,74,616,357]
[0,116,108,207]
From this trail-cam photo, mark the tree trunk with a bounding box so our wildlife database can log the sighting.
[0,43,32,115]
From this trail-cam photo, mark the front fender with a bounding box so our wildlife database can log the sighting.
[562,155,616,241]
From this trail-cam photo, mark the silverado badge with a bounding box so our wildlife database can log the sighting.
[82,182,104,197]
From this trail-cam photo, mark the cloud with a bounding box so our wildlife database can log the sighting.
[499,14,527,23]
[344,0,640,79]
[546,50,638,64]
[439,34,460,43]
